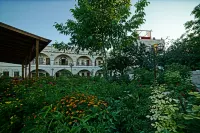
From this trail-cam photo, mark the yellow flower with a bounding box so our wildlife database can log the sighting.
[75,100,79,103]
[68,122,72,125]
[89,102,94,105]
[61,99,65,102]
[5,101,11,104]
[93,105,98,107]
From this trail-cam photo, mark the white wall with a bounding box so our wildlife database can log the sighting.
[0,46,103,77]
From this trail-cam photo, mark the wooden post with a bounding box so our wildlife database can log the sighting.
[22,63,24,79]
[28,46,33,79]
[29,62,31,79]
[36,39,39,78]
[25,65,27,79]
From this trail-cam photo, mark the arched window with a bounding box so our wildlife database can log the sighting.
[59,57,68,65]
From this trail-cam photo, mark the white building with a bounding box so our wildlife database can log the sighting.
[0,46,104,77]
[0,29,165,78]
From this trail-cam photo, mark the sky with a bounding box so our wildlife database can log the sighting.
[0,0,199,45]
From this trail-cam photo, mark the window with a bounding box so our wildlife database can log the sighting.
[46,58,50,65]
[61,59,66,65]
[82,72,84,77]
[86,60,90,66]
[98,61,101,66]
[81,60,85,65]
[39,58,43,65]
[87,72,90,77]
[3,71,9,77]
[14,71,19,77]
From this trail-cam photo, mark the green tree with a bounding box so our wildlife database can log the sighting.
[53,0,150,77]
[123,42,154,69]
[164,4,200,70]
[107,52,132,75]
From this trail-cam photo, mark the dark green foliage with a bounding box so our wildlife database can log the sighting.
[107,53,132,75]
[163,4,200,70]
[132,68,154,85]
[123,42,155,69]
[165,63,191,80]
[114,84,154,133]
[0,76,153,133]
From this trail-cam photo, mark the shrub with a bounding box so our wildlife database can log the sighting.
[132,68,154,85]
[21,93,117,133]
[112,83,154,133]
[147,85,179,133]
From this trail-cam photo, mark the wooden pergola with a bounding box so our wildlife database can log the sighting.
[0,22,51,79]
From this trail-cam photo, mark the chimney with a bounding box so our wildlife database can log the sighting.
[153,37,155,40]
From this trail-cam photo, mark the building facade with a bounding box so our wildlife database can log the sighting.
[0,46,104,77]
[0,36,165,78]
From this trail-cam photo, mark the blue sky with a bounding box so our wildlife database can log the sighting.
[0,0,199,45]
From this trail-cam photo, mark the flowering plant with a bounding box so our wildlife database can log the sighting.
[53,93,108,125]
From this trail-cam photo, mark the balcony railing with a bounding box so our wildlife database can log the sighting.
[31,62,50,65]
[54,62,70,65]
[77,62,92,66]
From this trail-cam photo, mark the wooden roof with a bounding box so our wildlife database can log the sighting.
[0,22,51,65]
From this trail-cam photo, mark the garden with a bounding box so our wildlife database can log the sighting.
[1,0,200,132]
[0,63,200,133]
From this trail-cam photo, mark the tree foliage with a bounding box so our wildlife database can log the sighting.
[54,0,149,53]
[107,42,155,75]
[164,4,200,70]
[107,52,132,75]
[53,0,150,77]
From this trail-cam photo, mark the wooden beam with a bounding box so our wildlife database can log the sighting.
[0,33,33,46]
[22,63,24,79]
[36,39,39,78]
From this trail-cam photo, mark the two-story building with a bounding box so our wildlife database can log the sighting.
[0,46,104,77]
[0,30,165,78]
